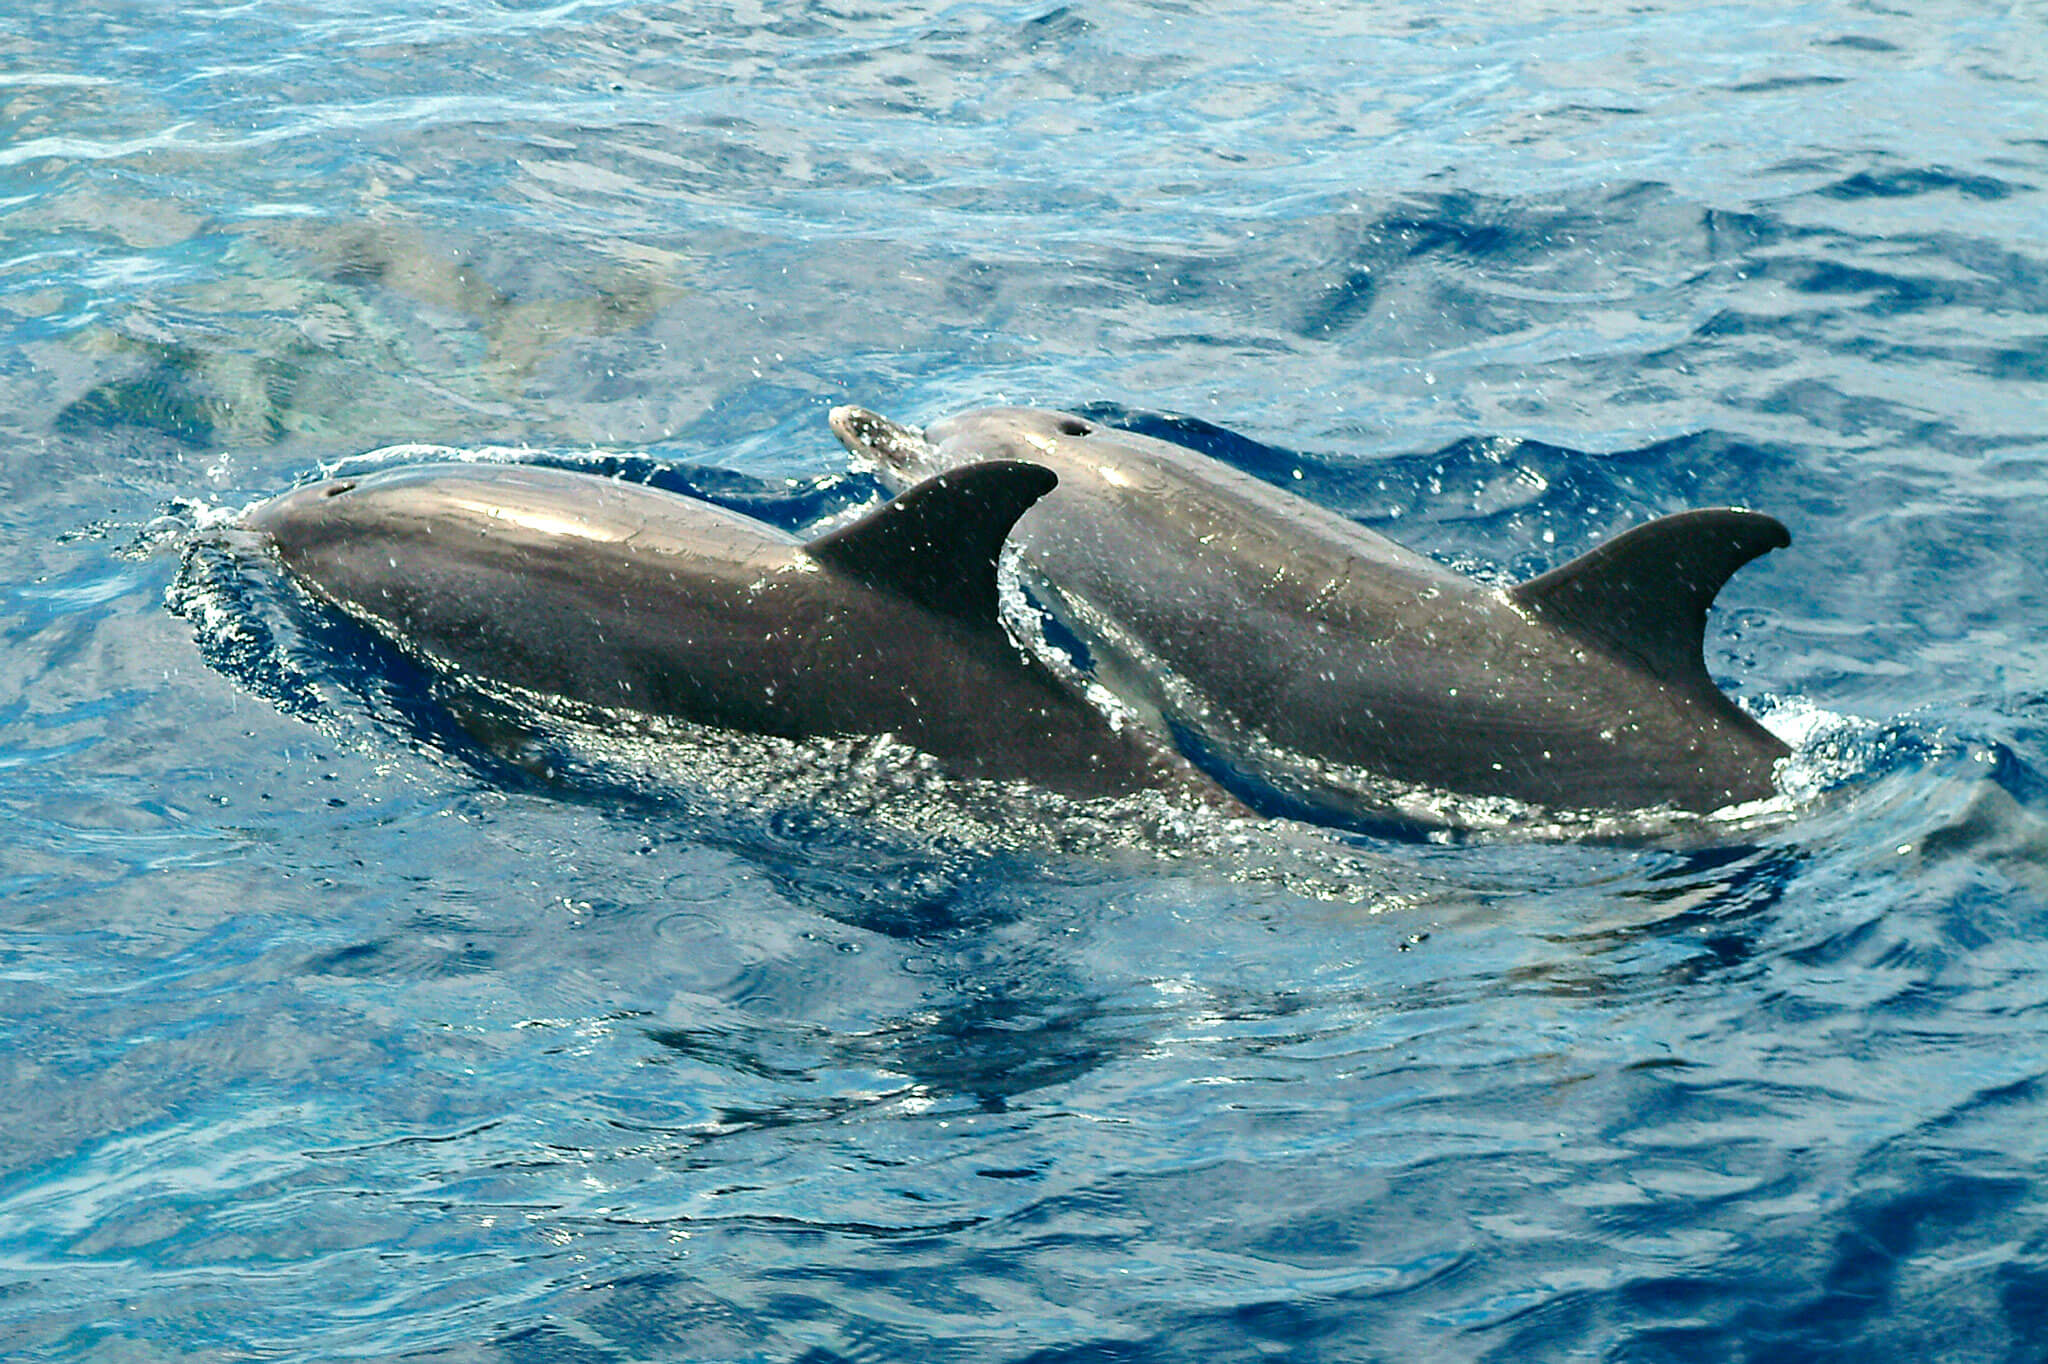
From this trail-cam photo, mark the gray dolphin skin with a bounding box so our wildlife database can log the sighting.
[830,404,1791,822]
[241,459,1216,801]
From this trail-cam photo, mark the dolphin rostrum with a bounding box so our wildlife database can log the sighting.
[242,459,1219,802]
[830,405,1791,824]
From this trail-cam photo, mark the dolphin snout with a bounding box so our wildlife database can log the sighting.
[828,405,933,476]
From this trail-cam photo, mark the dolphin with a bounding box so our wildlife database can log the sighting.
[241,459,1219,802]
[830,405,1791,823]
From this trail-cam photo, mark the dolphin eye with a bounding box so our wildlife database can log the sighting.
[323,480,358,498]
[1055,418,1091,437]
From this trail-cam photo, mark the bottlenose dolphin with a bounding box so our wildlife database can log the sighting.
[242,459,1216,801]
[830,405,1791,823]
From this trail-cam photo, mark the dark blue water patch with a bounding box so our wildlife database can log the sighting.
[1697,204,1811,259]
[1978,739,2048,810]
[1764,1169,2034,1362]
[1396,429,1797,538]
[1067,401,1804,579]
[1790,260,1952,312]
[1976,335,2048,384]
[1998,694,2048,767]
[521,451,884,532]
[52,340,225,449]
[1159,719,1444,843]
[850,991,1158,1115]
[490,1322,624,1364]
[1694,304,2048,389]
[650,984,1169,1122]
[540,1275,811,1364]
[1294,190,1540,339]
[746,833,1028,943]
[1072,400,1340,488]
[1819,165,2026,203]
[1281,181,1725,337]
[1997,1251,2048,1364]
[1821,34,1902,54]
[994,183,1719,356]
[1735,228,2048,324]
[1482,856,1800,1007]
[1602,844,1806,981]
[1014,587,1098,678]
[298,929,505,981]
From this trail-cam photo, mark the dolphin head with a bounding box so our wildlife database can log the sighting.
[240,471,473,616]
[240,473,437,624]
[242,463,626,595]
[924,407,1101,454]
[832,405,1107,488]
[241,474,374,560]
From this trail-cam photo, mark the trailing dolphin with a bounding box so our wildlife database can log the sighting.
[831,404,1791,824]
[241,459,1219,802]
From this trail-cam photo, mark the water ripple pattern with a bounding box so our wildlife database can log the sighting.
[3,1,2046,1360]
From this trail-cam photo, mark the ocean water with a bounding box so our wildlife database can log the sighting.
[5,1,2048,1359]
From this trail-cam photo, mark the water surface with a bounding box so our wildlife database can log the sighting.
[4,2,2047,1359]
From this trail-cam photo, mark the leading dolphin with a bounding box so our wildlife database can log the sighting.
[831,405,1791,823]
[242,459,1218,802]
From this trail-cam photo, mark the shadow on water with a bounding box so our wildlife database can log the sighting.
[54,338,235,450]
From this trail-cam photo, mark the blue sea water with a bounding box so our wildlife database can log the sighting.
[5,1,2048,1358]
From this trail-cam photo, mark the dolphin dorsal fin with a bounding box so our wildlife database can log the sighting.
[806,460,1057,627]
[1508,508,1789,693]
